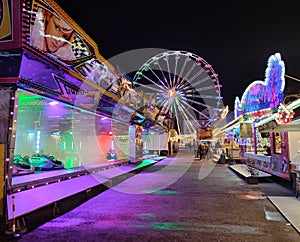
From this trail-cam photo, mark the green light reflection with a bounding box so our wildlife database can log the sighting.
[142,190,179,194]
[135,160,155,168]
[151,222,184,231]
[137,213,156,219]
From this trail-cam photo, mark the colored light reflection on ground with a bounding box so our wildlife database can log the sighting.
[227,189,265,200]
[136,213,156,219]
[132,222,263,234]
[135,160,155,168]
[43,218,263,234]
[151,222,184,230]
[142,190,179,195]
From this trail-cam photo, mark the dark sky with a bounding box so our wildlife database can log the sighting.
[55,0,300,110]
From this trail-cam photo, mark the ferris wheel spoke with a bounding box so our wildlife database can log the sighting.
[176,107,194,134]
[176,99,200,127]
[157,100,166,110]
[155,61,171,89]
[136,71,167,92]
[170,103,174,114]
[179,84,193,92]
[146,67,170,90]
[175,81,189,91]
[188,68,205,83]
[176,69,206,91]
[191,94,223,100]
[161,98,173,114]
[173,55,179,87]
[156,96,167,106]
[173,104,182,135]
[180,113,198,134]
[205,118,215,127]
[178,93,221,125]
[184,61,197,82]
[177,96,210,119]
[176,62,197,90]
[179,78,200,92]
[134,81,166,94]
[185,75,212,90]
[176,56,190,86]
[157,93,167,106]
[164,56,173,87]
[184,119,195,134]
[177,77,187,89]
[183,84,216,93]
[176,101,198,134]
[178,55,189,77]
[179,95,218,111]
[148,68,170,91]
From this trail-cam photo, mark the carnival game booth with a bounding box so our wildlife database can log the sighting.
[222,53,297,182]
[0,0,171,233]
[258,99,300,196]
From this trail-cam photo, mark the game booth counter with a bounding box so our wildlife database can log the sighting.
[220,52,300,186]
[0,0,172,235]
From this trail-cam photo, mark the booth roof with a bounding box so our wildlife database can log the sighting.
[260,118,300,132]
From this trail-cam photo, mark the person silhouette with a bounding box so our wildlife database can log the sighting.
[264,145,271,156]
[197,144,203,159]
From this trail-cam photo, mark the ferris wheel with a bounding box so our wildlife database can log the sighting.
[132,50,224,136]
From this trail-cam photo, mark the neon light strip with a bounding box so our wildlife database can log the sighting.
[35,130,41,154]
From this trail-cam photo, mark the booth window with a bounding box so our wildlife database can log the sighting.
[260,131,270,152]
[274,132,282,154]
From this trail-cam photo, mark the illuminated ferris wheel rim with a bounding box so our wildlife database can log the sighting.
[132,50,224,133]
[134,50,222,95]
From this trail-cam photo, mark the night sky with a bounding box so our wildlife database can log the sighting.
[55,0,300,110]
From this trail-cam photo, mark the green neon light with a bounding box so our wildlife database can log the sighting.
[66,158,73,169]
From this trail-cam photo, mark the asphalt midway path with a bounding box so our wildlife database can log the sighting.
[6,151,300,241]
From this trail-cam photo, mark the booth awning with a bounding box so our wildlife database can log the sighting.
[220,117,241,132]
[258,98,300,133]
[260,118,300,132]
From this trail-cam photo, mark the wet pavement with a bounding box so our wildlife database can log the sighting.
[3,152,300,241]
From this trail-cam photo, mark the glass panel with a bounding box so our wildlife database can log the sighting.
[13,89,129,175]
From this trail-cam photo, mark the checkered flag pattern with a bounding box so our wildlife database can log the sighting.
[72,35,90,58]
